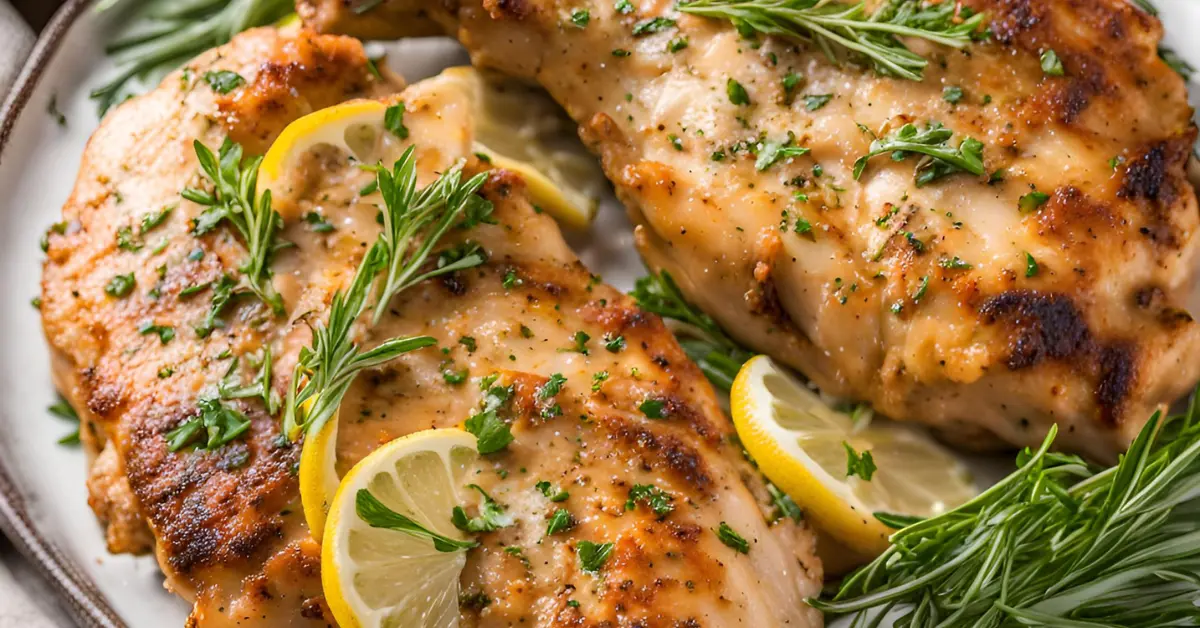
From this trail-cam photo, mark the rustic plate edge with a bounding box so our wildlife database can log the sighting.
[0,0,126,626]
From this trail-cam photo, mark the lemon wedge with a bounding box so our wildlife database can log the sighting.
[257,67,604,228]
[730,355,975,555]
[323,429,479,628]
[298,395,339,542]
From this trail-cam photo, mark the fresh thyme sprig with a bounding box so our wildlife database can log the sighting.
[91,0,293,114]
[282,155,493,439]
[631,270,753,391]
[366,146,493,324]
[815,392,1200,627]
[183,138,287,316]
[853,122,984,186]
[678,0,985,81]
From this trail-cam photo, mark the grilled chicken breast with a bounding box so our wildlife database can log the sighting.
[300,0,1200,460]
[41,28,822,626]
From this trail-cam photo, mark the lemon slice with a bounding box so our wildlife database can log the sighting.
[731,355,975,555]
[257,67,604,228]
[258,99,393,195]
[299,395,340,542]
[440,67,604,229]
[323,429,479,628]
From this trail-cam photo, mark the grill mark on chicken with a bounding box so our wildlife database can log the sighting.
[979,290,1137,425]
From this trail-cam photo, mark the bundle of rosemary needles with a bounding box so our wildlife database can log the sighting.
[815,393,1200,627]
[92,0,293,114]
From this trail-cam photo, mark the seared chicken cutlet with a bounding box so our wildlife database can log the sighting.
[301,0,1200,460]
[40,28,822,627]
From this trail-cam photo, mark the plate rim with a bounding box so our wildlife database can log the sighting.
[0,0,125,626]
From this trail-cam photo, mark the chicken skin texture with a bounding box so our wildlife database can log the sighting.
[40,28,822,627]
[300,0,1200,461]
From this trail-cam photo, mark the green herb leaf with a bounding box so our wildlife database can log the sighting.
[726,78,751,105]
[384,103,409,139]
[1040,49,1065,76]
[546,508,575,535]
[451,484,514,533]
[638,398,667,419]
[570,8,590,27]
[873,512,922,529]
[185,138,285,315]
[137,320,176,344]
[105,273,136,298]
[357,489,476,552]
[626,483,674,517]
[539,373,567,399]
[853,122,984,186]
[804,94,833,111]
[1019,190,1050,214]
[938,256,972,270]
[843,442,877,480]
[679,0,985,81]
[536,480,570,502]
[633,16,676,36]
[942,85,964,104]
[716,521,750,553]
[767,484,803,522]
[755,136,811,171]
[577,540,614,573]
[166,397,250,452]
[1024,251,1039,278]
[203,70,245,94]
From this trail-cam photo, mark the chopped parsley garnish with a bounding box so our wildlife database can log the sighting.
[612,48,632,57]
[303,211,335,233]
[667,36,689,52]
[116,226,142,252]
[465,383,516,454]
[844,442,877,480]
[563,331,591,355]
[536,481,570,502]
[1024,252,1039,278]
[1040,49,1064,76]
[202,70,244,94]
[592,370,610,392]
[605,335,626,352]
[638,398,667,419]
[358,489,476,552]
[668,133,684,150]
[804,93,833,111]
[140,205,173,233]
[546,508,576,535]
[459,336,478,353]
[767,484,803,522]
[615,0,634,14]
[1018,190,1050,214]
[716,522,750,553]
[938,256,972,270]
[577,540,614,573]
[540,373,567,399]
[570,8,590,27]
[451,484,513,533]
[384,103,409,139]
[942,85,964,104]
[755,135,811,171]
[165,396,250,452]
[726,78,751,105]
[632,16,676,36]
[105,273,135,298]
[137,321,176,344]
[218,349,280,415]
[626,483,674,517]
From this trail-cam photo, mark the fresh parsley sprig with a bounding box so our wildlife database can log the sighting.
[815,392,1200,626]
[631,270,753,391]
[183,138,287,316]
[356,489,477,552]
[678,0,985,81]
[91,0,294,114]
[853,122,984,186]
[366,146,493,324]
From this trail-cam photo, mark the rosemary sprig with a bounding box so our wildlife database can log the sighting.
[678,0,985,81]
[853,122,984,186]
[282,155,492,439]
[366,146,493,324]
[815,391,1200,627]
[91,0,293,114]
[183,138,287,316]
[631,270,753,391]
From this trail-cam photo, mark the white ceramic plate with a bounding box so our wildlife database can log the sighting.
[1,2,1198,626]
